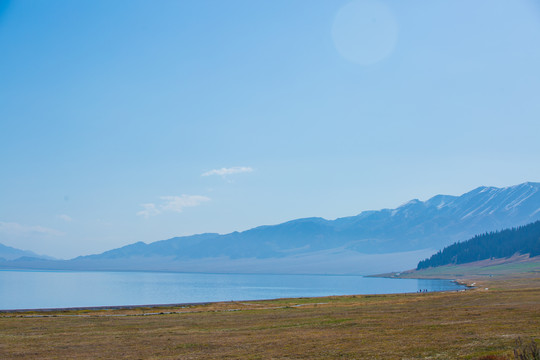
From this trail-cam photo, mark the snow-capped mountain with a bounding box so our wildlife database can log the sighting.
[3,182,540,274]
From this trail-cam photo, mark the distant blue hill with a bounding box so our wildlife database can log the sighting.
[2,182,540,274]
[0,243,54,261]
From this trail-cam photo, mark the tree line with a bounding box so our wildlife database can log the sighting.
[417,220,540,270]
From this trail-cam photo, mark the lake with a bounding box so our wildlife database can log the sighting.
[0,270,464,310]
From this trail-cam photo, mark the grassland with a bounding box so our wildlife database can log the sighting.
[1,270,539,359]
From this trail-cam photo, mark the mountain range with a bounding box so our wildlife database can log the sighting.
[0,242,53,261]
[2,182,540,274]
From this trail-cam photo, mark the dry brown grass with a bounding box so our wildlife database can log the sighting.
[0,275,538,359]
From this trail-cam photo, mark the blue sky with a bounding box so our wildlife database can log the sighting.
[1,0,540,258]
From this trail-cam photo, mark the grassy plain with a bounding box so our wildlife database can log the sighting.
[0,273,539,359]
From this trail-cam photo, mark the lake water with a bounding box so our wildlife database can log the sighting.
[0,270,464,310]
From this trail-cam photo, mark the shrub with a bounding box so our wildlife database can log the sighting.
[514,338,540,360]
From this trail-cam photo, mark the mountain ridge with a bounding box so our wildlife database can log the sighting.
[80,181,540,264]
[0,242,54,261]
[2,182,540,274]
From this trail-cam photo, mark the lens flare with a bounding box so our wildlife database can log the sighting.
[332,0,398,65]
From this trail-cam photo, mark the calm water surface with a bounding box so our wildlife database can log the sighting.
[0,270,464,310]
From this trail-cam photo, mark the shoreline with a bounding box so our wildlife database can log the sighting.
[368,272,475,286]
[0,301,214,314]
[0,284,468,314]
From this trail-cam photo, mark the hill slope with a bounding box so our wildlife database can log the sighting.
[417,220,540,270]
[0,243,53,261]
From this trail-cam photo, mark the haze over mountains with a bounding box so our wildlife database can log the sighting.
[2,182,540,274]
[0,243,53,261]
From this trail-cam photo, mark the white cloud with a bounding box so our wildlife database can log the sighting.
[137,195,210,218]
[201,166,253,177]
[57,214,72,222]
[160,195,210,212]
[136,203,161,218]
[0,221,64,236]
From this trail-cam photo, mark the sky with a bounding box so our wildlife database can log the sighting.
[1,0,540,259]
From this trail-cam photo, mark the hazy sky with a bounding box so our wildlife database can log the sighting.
[1,0,540,259]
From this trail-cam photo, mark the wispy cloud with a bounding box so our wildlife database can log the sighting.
[57,214,72,222]
[136,203,161,218]
[201,166,253,177]
[0,222,64,236]
[159,195,210,212]
[137,195,210,218]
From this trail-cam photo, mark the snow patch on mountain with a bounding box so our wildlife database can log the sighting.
[505,187,538,210]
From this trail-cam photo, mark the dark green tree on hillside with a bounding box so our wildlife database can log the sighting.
[417,220,540,270]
